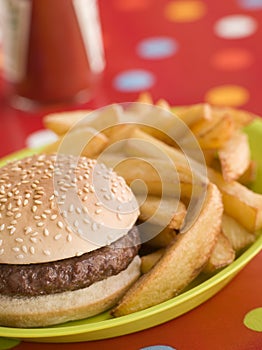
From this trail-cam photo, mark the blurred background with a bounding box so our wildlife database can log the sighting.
[0,0,261,157]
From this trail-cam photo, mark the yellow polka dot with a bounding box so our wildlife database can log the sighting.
[205,85,249,107]
[244,308,262,332]
[164,0,206,22]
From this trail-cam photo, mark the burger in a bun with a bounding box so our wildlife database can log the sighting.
[0,154,141,327]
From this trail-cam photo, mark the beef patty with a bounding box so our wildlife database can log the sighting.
[0,226,140,297]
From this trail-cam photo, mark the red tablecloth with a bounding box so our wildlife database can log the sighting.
[0,1,261,349]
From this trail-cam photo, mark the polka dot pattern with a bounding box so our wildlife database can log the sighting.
[211,48,254,70]
[244,307,262,332]
[214,15,258,39]
[238,0,262,10]
[110,1,261,109]
[164,0,206,22]
[137,37,178,59]
[113,69,155,92]
[205,85,250,107]
[140,346,176,350]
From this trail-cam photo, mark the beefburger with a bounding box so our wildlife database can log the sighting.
[0,154,141,327]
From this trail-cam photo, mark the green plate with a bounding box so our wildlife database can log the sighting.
[0,120,261,343]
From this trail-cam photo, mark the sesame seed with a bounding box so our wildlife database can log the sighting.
[62,211,67,218]
[22,246,28,253]
[23,199,29,206]
[54,234,62,240]
[67,234,72,242]
[29,246,35,254]
[44,209,51,214]
[15,238,23,243]
[0,239,2,246]
[25,193,31,199]
[30,237,37,243]
[95,209,102,215]
[31,205,37,213]
[31,232,38,236]
[90,185,95,193]
[9,227,16,235]
[57,221,64,229]
[0,249,4,255]
[76,207,81,214]
[15,212,21,219]
[66,225,73,233]
[34,200,42,205]
[60,187,68,192]
[43,228,49,236]
[69,204,74,213]
[92,222,98,231]
[0,224,5,231]
[12,247,20,252]
[0,198,7,203]
[74,220,79,227]
[104,194,111,200]
[83,187,89,193]
[43,250,51,256]
[6,211,13,217]
[34,215,41,220]
[117,213,122,221]
[49,194,55,201]
[16,254,24,259]
[83,218,90,224]
[112,188,118,194]
[82,206,89,214]
[76,251,83,257]
[41,214,47,219]
[51,214,57,220]
[24,227,32,235]
[37,222,44,227]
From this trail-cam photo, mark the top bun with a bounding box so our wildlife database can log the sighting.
[0,154,139,264]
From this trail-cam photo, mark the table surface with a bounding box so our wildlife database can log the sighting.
[0,1,261,349]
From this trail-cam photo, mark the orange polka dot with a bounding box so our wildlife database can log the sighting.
[205,85,250,107]
[114,0,150,11]
[211,48,254,70]
[164,0,206,22]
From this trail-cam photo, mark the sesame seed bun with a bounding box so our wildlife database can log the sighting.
[0,154,139,264]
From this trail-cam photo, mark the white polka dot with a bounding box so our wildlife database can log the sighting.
[238,0,262,10]
[137,37,178,59]
[26,129,58,149]
[214,15,258,39]
[113,69,155,92]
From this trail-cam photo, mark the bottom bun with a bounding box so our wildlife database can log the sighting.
[0,256,141,328]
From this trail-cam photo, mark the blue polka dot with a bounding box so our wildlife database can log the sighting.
[140,346,176,350]
[238,0,262,9]
[137,37,178,59]
[113,69,155,92]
